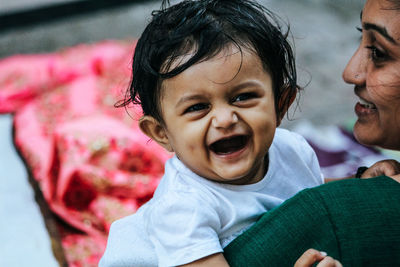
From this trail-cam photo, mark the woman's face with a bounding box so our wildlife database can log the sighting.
[342,0,400,150]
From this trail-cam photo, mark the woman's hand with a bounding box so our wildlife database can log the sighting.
[294,249,342,267]
[391,174,400,183]
[361,159,400,182]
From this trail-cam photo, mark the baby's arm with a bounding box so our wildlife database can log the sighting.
[148,191,225,267]
[324,159,400,183]
[180,253,229,267]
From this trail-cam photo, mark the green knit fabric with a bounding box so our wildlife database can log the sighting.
[224,176,400,267]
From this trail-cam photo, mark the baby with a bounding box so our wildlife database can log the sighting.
[99,0,398,266]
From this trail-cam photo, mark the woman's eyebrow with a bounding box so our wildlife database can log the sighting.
[363,22,397,44]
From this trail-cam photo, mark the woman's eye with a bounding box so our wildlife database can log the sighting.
[366,45,388,63]
[233,92,257,102]
[184,103,209,113]
[356,26,362,41]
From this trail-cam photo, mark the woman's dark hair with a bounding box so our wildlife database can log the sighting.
[119,0,299,123]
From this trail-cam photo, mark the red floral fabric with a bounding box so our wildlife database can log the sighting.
[0,40,171,266]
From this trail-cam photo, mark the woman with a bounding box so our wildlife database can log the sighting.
[224,0,400,266]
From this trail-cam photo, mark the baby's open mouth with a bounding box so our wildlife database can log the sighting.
[209,135,249,155]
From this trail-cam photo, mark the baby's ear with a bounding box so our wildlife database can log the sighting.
[139,116,173,152]
[277,87,297,126]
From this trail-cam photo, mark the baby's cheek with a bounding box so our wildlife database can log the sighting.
[188,145,196,152]
[186,141,197,153]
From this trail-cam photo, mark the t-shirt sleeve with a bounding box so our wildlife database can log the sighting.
[146,191,223,267]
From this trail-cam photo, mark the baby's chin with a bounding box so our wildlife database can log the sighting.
[213,172,262,185]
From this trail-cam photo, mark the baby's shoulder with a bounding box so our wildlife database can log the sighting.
[273,128,310,150]
[149,175,217,215]
[144,182,222,237]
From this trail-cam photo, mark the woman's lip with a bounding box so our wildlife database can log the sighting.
[358,97,376,109]
[355,102,377,117]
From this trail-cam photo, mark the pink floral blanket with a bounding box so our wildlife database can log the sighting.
[0,40,170,266]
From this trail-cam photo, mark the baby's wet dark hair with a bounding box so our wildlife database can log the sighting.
[120,0,300,123]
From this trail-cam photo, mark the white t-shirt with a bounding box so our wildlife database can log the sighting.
[99,128,323,267]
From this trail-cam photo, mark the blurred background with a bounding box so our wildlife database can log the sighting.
[0,0,365,266]
[0,0,365,126]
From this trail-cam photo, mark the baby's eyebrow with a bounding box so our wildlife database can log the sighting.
[363,22,397,44]
[175,94,205,108]
[231,81,261,91]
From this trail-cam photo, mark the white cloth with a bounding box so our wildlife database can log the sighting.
[99,128,323,267]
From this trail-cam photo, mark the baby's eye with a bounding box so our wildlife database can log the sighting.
[184,103,209,113]
[233,92,257,102]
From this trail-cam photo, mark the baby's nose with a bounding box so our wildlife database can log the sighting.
[211,108,238,129]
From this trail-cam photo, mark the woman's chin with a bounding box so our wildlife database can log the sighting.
[353,122,378,148]
[353,122,400,150]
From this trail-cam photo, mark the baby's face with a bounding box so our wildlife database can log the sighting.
[159,46,277,185]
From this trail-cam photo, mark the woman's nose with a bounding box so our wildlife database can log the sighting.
[342,45,367,86]
[211,107,238,129]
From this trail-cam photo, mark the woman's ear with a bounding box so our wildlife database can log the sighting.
[139,116,174,152]
[276,88,297,126]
